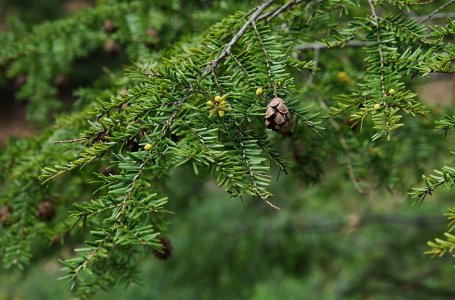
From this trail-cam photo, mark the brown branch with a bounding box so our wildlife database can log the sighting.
[419,0,455,24]
[295,12,454,51]
[368,0,386,102]
[296,40,370,51]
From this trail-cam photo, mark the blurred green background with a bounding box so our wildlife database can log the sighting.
[1,167,454,299]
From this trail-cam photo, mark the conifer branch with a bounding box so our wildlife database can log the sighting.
[252,22,278,96]
[1,1,455,295]
[235,129,277,209]
[162,89,193,135]
[203,0,275,77]
[231,53,252,78]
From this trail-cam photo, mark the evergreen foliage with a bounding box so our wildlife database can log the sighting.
[0,0,454,298]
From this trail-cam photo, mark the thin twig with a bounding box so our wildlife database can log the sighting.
[252,21,278,96]
[419,0,455,24]
[418,12,455,21]
[368,0,387,103]
[202,0,275,78]
[259,0,303,22]
[237,130,279,210]
[258,0,324,22]
[306,46,319,84]
[162,88,192,135]
[318,98,365,194]
[54,137,87,144]
[295,12,454,51]
[296,40,370,51]
[231,54,251,77]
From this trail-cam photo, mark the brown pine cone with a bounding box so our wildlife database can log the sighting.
[152,236,173,260]
[94,130,107,143]
[53,74,69,89]
[264,97,290,131]
[127,138,140,152]
[14,75,27,90]
[99,166,118,176]
[37,200,55,222]
[104,19,118,34]
[104,40,121,56]
[0,206,13,227]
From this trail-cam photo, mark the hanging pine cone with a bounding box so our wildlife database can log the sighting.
[37,200,55,222]
[14,75,27,90]
[99,166,118,176]
[53,74,69,89]
[103,19,118,34]
[0,206,13,227]
[264,97,290,131]
[104,40,121,56]
[94,130,107,143]
[152,236,173,260]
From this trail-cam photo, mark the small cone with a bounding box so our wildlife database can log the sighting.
[0,206,13,227]
[37,201,55,222]
[264,97,290,132]
[104,40,120,56]
[104,19,118,34]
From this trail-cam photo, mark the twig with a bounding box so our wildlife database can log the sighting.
[237,130,279,210]
[259,0,303,22]
[318,98,365,194]
[202,0,275,78]
[306,46,319,84]
[419,12,455,21]
[295,12,455,51]
[419,0,455,24]
[258,0,324,22]
[252,21,278,96]
[296,40,370,51]
[54,137,87,144]
[368,0,387,103]
[231,54,250,76]
[162,88,192,135]
[410,0,435,4]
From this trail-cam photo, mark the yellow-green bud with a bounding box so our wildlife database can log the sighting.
[388,88,396,95]
[220,94,228,101]
[144,143,153,151]
[218,110,225,117]
[373,103,381,110]
[256,87,264,96]
[336,71,349,81]
[214,96,221,102]
[206,100,214,106]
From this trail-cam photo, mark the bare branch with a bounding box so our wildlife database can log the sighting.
[419,0,455,24]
